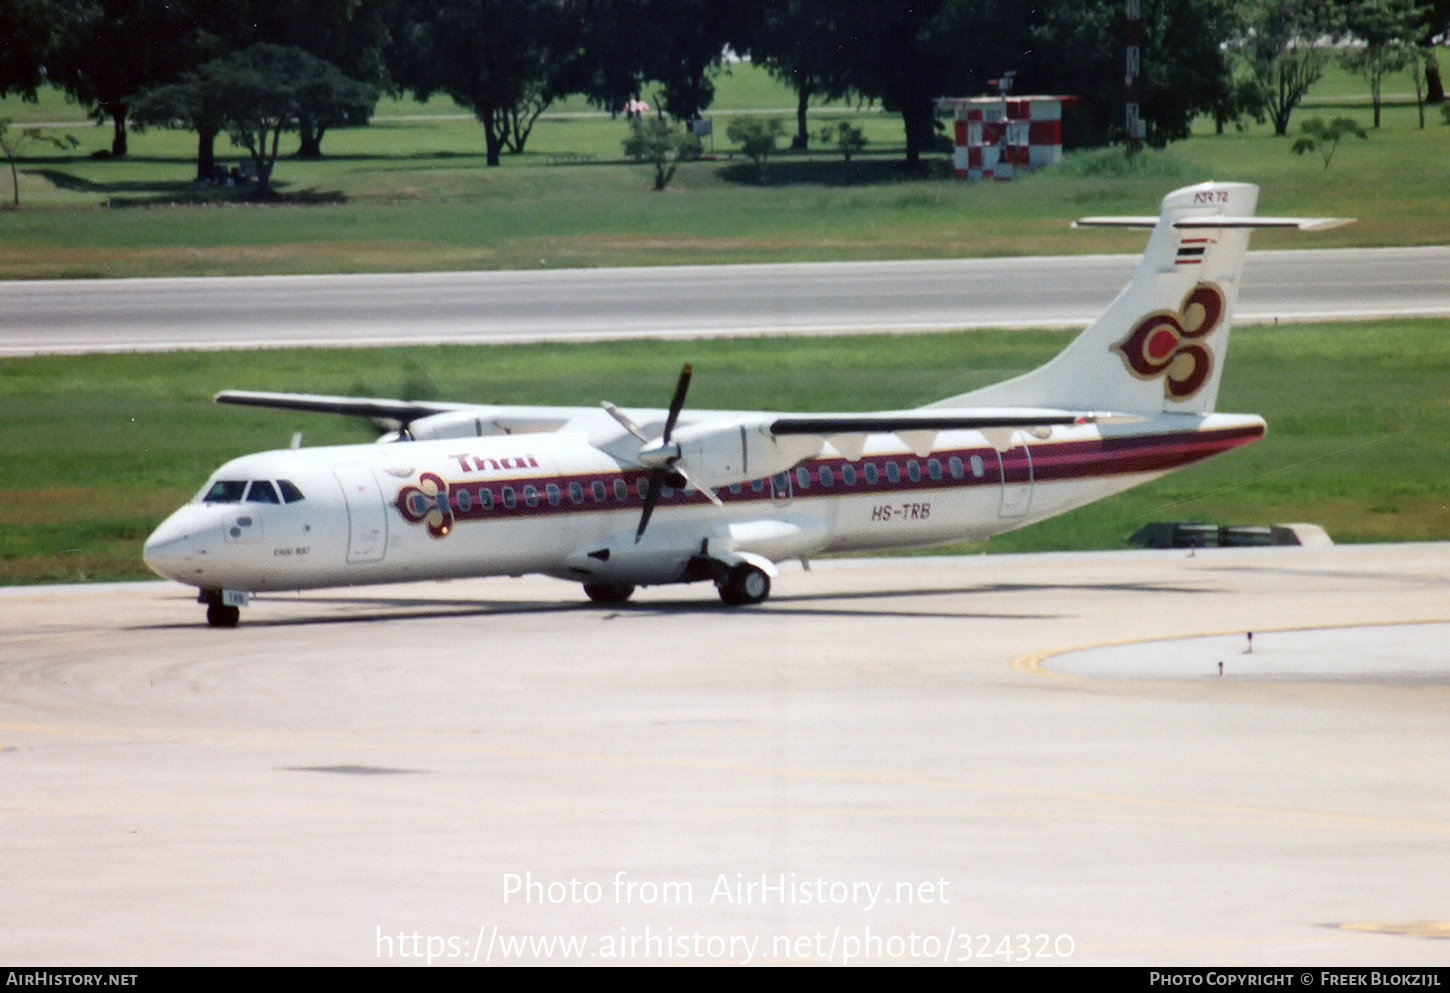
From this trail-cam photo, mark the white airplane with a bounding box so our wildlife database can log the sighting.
[144,182,1347,627]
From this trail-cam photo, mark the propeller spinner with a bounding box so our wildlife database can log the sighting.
[602,363,722,542]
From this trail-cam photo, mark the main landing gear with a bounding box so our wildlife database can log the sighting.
[582,563,771,607]
[718,563,771,606]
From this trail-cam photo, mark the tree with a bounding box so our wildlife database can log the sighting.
[1420,0,1449,101]
[1408,45,1435,125]
[0,0,88,101]
[1291,115,1367,167]
[207,0,399,158]
[753,0,858,150]
[131,71,226,180]
[840,0,950,169]
[1229,0,1344,136]
[133,45,376,197]
[44,0,204,156]
[622,118,699,190]
[0,119,79,207]
[818,121,868,183]
[1340,0,1430,127]
[391,0,578,166]
[1012,0,1232,148]
[564,0,760,125]
[726,116,785,183]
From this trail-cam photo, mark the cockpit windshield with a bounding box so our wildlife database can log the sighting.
[203,480,248,503]
[202,479,305,504]
[247,480,280,504]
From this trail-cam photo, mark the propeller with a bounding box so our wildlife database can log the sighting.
[602,363,722,542]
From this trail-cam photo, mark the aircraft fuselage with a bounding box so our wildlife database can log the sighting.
[144,411,1264,596]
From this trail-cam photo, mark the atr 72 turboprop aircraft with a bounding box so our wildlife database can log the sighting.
[145,182,1347,626]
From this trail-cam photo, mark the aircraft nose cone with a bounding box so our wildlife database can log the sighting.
[143,515,206,582]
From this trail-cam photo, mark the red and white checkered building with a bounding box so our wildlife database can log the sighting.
[937,96,1075,181]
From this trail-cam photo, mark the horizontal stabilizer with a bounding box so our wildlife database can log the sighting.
[1075,216,1352,231]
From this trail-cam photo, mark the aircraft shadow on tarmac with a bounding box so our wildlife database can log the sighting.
[139,580,1205,629]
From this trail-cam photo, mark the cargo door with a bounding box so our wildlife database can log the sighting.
[997,442,1033,519]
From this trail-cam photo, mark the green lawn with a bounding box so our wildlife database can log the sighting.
[1,60,1446,583]
[1,60,1445,278]
[3,318,1448,584]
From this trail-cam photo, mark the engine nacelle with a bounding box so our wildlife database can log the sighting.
[398,410,495,442]
[670,416,824,489]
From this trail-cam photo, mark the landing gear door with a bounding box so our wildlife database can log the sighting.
[333,466,388,563]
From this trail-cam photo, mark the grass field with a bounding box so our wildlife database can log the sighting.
[1,60,1446,584]
[3,318,1448,584]
[0,61,1446,278]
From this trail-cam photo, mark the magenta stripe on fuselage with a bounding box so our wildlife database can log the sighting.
[403,425,1263,526]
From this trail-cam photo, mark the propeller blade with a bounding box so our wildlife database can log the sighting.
[661,363,692,442]
[601,401,650,443]
[628,364,702,542]
[674,461,723,507]
[635,469,665,542]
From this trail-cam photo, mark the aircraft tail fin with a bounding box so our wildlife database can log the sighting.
[932,182,1350,416]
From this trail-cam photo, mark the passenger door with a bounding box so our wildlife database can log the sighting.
[333,466,388,563]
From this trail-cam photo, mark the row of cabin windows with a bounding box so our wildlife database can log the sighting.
[414,453,993,515]
[203,479,305,505]
[776,454,989,493]
[209,455,993,515]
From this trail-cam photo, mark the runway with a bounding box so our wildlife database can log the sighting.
[3,247,1449,355]
[4,544,1448,965]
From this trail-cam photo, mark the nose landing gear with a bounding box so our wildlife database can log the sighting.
[200,589,247,628]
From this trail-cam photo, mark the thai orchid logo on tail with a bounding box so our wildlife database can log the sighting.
[1112,282,1226,401]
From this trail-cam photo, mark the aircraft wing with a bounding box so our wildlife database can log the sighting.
[766,407,1129,460]
[214,390,577,436]
[215,390,471,424]
[768,408,1110,436]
